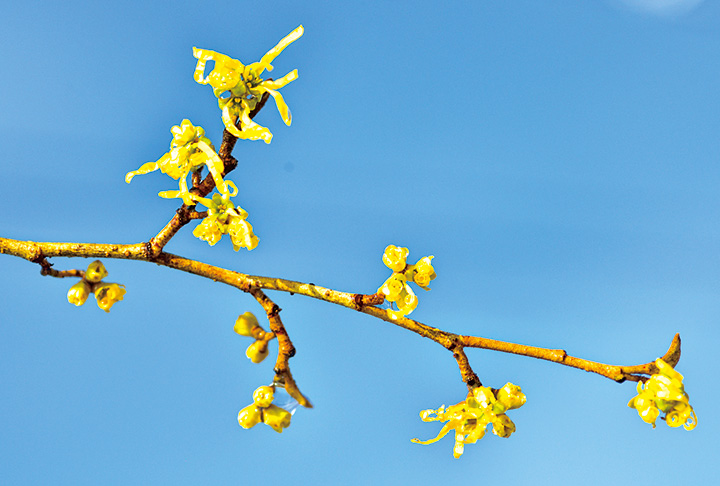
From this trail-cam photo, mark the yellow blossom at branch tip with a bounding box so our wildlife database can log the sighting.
[628,358,697,430]
[67,280,91,306]
[193,25,304,144]
[412,384,526,458]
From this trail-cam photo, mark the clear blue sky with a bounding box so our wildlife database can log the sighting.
[1,1,718,484]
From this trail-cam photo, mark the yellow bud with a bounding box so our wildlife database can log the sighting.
[253,386,275,408]
[495,383,526,411]
[246,340,268,364]
[238,404,262,429]
[382,245,409,272]
[67,280,92,306]
[85,260,108,283]
[94,283,126,313]
[379,274,406,301]
[412,256,436,288]
[262,404,291,433]
[234,312,260,337]
[491,414,516,438]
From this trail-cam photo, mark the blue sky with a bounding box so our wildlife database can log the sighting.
[1,1,718,484]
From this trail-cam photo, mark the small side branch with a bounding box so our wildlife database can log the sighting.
[249,287,312,408]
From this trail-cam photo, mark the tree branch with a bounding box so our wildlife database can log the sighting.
[0,236,679,385]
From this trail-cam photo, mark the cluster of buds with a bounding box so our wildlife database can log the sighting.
[628,358,697,430]
[193,25,304,143]
[192,194,259,251]
[67,260,126,313]
[412,383,526,458]
[234,312,275,363]
[238,385,292,432]
[378,245,436,319]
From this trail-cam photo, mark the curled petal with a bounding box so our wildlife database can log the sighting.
[255,25,304,75]
[192,48,244,85]
[264,87,292,125]
[262,69,298,90]
[195,139,230,194]
[125,160,161,183]
[411,421,456,446]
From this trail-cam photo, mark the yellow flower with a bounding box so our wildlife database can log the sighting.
[238,386,292,433]
[227,217,259,251]
[412,384,526,458]
[125,119,237,205]
[234,312,260,337]
[238,404,262,429]
[67,280,91,306]
[378,273,417,320]
[193,25,304,143]
[377,246,435,319]
[262,404,292,433]
[94,283,126,313]
[192,194,259,251]
[382,245,409,272]
[84,260,108,283]
[246,339,269,364]
[628,358,697,430]
[409,256,436,289]
[379,273,407,301]
[253,386,275,408]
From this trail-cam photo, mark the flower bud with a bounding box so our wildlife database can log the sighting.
[94,283,126,312]
[85,260,108,283]
[491,414,516,438]
[262,404,291,433]
[495,383,527,411]
[253,386,275,408]
[378,274,406,302]
[237,404,262,429]
[67,280,92,306]
[234,312,260,337]
[246,340,269,364]
[411,256,436,288]
[382,245,409,272]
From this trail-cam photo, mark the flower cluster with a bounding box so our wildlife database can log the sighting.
[378,245,436,319]
[125,119,236,206]
[412,383,526,458]
[193,25,304,143]
[192,194,259,251]
[628,358,697,430]
[67,260,126,313]
[234,312,275,363]
[238,385,292,433]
